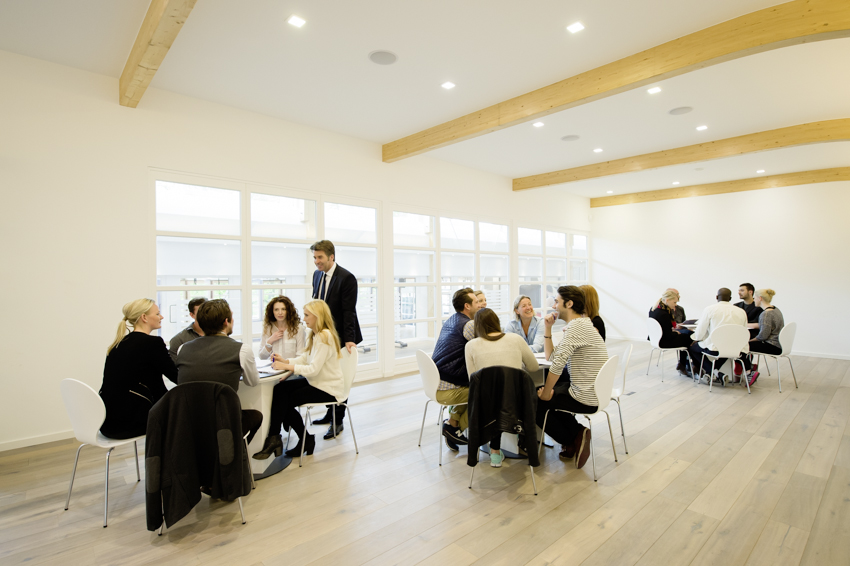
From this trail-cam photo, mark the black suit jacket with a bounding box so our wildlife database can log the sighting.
[312,264,363,345]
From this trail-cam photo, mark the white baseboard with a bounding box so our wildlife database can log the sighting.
[606,335,850,361]
[0,430,75,453]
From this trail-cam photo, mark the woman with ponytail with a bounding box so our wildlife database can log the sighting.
[744,289,784,386]
[99,299,178,439]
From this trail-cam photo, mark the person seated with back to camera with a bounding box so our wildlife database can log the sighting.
[579,284,606,341]
[253,299,345,460]
[538,286,608,469]
[168,297,206,365]
[176,298,263,444]
[648,289,694,377]
[504,295,545,353]
[431,287,481,452]
[464,308,539,468]
[688,287,749,384]
[259,295,306,362]
[742,288,784,387]
[99,299,178,439]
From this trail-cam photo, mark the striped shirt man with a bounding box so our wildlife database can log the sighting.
[549,317,608,406]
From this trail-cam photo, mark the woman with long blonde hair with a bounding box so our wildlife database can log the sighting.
[99,299,178,438]
[253,300,345,460]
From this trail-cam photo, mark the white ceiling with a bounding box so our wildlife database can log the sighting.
[0,0,847,198]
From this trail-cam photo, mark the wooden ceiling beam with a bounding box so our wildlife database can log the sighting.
[589,167,850,208]
[381,0,850,163]
[119,0,198,108]
[513,119,850,191]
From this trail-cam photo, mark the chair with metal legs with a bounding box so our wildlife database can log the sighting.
[286,348,360,467]
[752,322,798,392]
[605,345,632,454]
[415,350,469,466]
[538,355,620,481]
[646,318,688,382]
[697,325,751,393]
[60,379,144,528]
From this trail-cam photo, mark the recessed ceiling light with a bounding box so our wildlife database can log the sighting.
[441,82,456,90]
[606,191,613,194]
[669,107,693,115]
[561,135,580,142]
[593,148,603,153]
[695,167,704,171]
[672,181,680,185]
[757,170,765,174]
[533,122,544,128]
[696,125,708,131]
[567,22,585,33]
[368,51,397,65]
[647,87,662,94]
[287,15,306,28]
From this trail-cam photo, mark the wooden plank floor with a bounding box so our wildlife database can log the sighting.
[2,341,848,566]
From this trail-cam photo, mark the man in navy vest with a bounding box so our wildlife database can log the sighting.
[309,240,363,440]
[431,288,480,451]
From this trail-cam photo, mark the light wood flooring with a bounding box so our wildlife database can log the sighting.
[2,341,849,566]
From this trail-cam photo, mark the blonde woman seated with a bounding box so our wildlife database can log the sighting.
[100,299,178,439]
[259,295,305,360]
[465,308,539,467]
[504,295,545,353]
[253,300,345,460]
[744,288,785,386]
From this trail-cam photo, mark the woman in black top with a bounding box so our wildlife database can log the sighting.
[579,285,606,341]
[648,290,693,376]
[100,299,178,439]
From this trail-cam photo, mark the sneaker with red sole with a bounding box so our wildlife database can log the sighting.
[748,371,760,386]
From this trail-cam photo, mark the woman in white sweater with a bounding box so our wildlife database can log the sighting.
[253,300,344,460]
[465,308,539,467]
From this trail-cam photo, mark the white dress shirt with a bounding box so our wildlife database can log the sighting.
[259,324,306,360]
[317,262,337,301]
[691,301,749,353]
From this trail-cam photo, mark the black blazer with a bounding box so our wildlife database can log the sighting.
[312,264,363,345]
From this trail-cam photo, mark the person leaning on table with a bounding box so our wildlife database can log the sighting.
[742,288,785,387]
[258,295,306,361]
[99,298,177,439]
[504,294,545,353]
[253,299,345,461]
[538,285,608,469]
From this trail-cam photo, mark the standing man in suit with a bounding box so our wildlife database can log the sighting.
[310,240,362,440]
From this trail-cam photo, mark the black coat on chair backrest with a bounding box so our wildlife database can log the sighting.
[145,381,252,531]
[466,366,540,467]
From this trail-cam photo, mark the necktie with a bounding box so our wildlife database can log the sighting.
[320,273,327,301]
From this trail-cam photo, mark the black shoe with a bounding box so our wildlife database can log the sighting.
[252,434,282,460]
[285,434,315,457]
[313,413,333,425]
[442,420,468,446]
[444,434,459,452]
[323,423,344,440]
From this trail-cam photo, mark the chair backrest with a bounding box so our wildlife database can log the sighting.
[612,344,633,398]
[777,322,797,355]
[340,347,359,398]
[646,317,663,347]
[60,378,107,445]
[708,324,750,358]
[592,355,620,410]
[416,350,441,402]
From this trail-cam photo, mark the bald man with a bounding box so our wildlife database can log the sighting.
[688,288,748,383]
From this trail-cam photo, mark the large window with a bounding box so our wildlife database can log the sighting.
[393,212,437,360]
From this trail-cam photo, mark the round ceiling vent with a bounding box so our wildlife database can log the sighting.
[668,106,693,115]
[369,51,397,65]
[561,135,580,141]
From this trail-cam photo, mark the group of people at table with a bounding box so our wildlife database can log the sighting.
[649,283,785,386]
[96,236,784,477]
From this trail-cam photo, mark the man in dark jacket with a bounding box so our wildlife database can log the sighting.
[432,287,479,451]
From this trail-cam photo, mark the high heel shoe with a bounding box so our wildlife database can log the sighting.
[284,433,315,458]
[252,434,282,460]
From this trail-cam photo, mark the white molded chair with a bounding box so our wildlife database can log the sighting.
[538,355,620,481]
[604,344,632,454]
[696,325,751,393]
[60,378,143,528]
[288,348,359,467]
[415,350,468,466]
[646,318,689,382]
[752,322,798,392]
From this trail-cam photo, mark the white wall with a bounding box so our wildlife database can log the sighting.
[591,182,850,359]
[0,50,590,451]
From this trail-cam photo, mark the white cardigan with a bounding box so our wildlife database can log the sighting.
[291,329,345,401]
